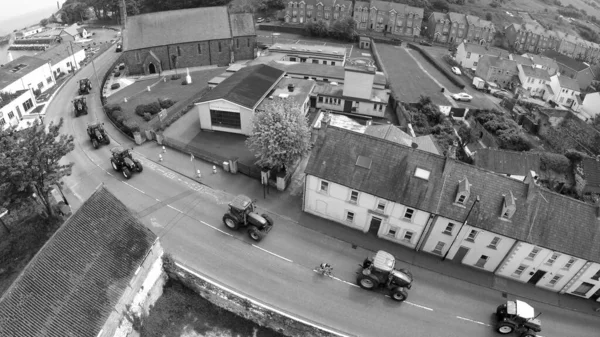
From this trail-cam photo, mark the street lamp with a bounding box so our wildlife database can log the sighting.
[0,207,10,233]
[442,196,480,261]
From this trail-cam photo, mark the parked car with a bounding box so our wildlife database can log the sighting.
[419,40,432,46]
[116,44,122,52]
[451,66,462,75]
[452,93,473,102]
[256,17,264,23]
[493,90,512,99]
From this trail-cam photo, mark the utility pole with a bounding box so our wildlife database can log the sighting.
[442,196,480,261]
[68,40,77,72]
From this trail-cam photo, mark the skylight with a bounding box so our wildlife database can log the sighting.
[355,155,372,170]
[11,64,27,73]
[414,167,430,180]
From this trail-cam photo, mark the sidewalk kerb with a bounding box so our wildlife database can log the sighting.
[175,261,355,337]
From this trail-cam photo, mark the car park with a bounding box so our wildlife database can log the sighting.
[451,66,462,75]
[451,93,473,102]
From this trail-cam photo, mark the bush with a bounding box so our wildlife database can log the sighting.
[119,65,125,70]
[123,118,140,134]
[540,152,571,173]
[143,113,153,121]
[110,83,120,90]
[486,13,493,21]
[135,102,162,116]
[104,103,122,115]
[158,98,175,109]
[564,149,588,163]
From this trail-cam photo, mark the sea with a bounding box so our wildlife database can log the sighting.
[0,6,60,66]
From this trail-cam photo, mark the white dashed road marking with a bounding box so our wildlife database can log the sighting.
[122,182,146,194]
[252,245,294,263]
[199,220,233,237]
[405,301,434,311]
[167,205,182,213]
[456,316,491,326]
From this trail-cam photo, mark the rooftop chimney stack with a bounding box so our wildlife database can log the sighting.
[288,84,295,92]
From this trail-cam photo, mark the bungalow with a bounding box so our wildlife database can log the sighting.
[0,55,56,95]
[267,43,347,66]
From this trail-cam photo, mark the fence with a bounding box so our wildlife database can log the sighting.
[406,43,466,90]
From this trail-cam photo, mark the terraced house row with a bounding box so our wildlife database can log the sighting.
[505,23,600,64]
[283,0,424,38]
[426,12,496,45]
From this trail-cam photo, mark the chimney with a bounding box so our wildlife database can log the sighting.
[524,170,539,202]
[288,84,295,92]
[119,0,127,29]
[312,111,330,145]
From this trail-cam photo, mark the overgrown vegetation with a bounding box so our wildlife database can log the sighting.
[539,116,600,156]
[471,109,532,151]
[405,96,459,156]
[305,17,359,42]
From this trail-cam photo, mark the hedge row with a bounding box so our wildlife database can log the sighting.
[407,43,466,90]
[104,104,140,137]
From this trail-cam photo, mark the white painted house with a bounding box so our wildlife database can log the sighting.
[517,64,551,98]
[36,43,86,77]
[0,89,38,130]
[578,92,600,119]
[562,262,600,300]
[544,74,581,109]
[303,124,446,249]
[0,56,56,95]
[455,42,509,70]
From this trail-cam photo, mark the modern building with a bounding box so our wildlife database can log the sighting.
[35,43,86,77]
[0,187,165,336]
[542,49,594,90]
[475,56,518,87]
[455,42,509,69]
[121,6,256,75]
[0,55,56,95]
[267,43,347,66]
[16,25,44,38]
[255,77,316,116]
[517,64,551,98]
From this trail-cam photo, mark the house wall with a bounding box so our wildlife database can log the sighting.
[495,242,585,292]
[356,101,386,117]
[456,45,482,69]
[2,63,56,94]
[303,175,431,248]
[50,48,86,76]
[563,262,600,300]
[581,93,600,118]
[100,241,165,337]
[518,70,547,97]
[233,36,256,62]
[343,70,374,100]
[0,90,38,129]
[196,99,254,136]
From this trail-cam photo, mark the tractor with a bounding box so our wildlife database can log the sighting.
[495,300,542,337]
[87,123,110,149]
[78,78,92,95]
[110,147,143,179]
[222,195,274,242]
[73,96,88,117]
[356,250,413,302]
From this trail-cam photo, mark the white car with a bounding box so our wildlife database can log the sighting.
[256,17,264,23]
[451,66,462,75]
[452,93,473,102]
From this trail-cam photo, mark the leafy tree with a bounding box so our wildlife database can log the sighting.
[246,98,311,171]
[258,0,285,11]
[39,18,49,27]
[0,119,75,217]
[330,17,358,41]
[306,20,330,37]
[485,13,492,21]
[431,0,449,12]
[457,124,474,146]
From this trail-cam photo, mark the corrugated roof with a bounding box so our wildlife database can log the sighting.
[229,13,256,37]
[123,6,233,51]
[198,64,285,109]
[305,126,446,212]
[0,56,48,91]
[542,49,589,72]
[0,187,156,337]
[558,75,580,92]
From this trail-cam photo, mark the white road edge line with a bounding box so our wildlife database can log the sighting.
[122,182,146,194]
[405,301,434,311]
[167,205,182,213]
[176,262,352,337]
[456,316,490,326]
[106,172,113,176]
[199,220,233,237]
[251,245,293,263]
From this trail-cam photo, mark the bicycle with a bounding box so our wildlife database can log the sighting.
[314,263,334,277]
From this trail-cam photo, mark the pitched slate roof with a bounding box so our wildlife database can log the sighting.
[521,65,551,81]
[0,56,48,91]
[229,13,256,37]
[582,157,600,192]
[62,24,80,37]
[198,64,285,109]
[431,12,447,21]
[305,126,446,213]
[35,43,84,65]
[558,75,580,92]
[487,56,518,72]
[472,148,541,176]
[511,54,533,66]
[448,12,466,24]
[364,124,440,155]
[464,43,508,58]
[123,6,235,51]
[0,187,156,337]
[542,49,589,72]
[528,54,559,70]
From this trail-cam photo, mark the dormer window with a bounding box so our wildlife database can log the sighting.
[455,177,471,205]
[501,191,516,220]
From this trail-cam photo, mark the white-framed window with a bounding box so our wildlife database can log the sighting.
[457,194,466,204]
[376,200,386,212]
[320,180,329,193]
[349,190,359,203]
[527,247,541,260]
[403,208,415,220]
[443,223,455,235]
[387,227,398,237]
[563,258,576,270]
[466,52,471,59]
[474,255,489,268]
[548,275,562,286]
[513,265,527,276]
[432,241,445,255]
[473,61,478,66]
[345,211,355,223]
[591,269,600,281]
[545,253,560,265]
[403,231,414,242]
[488,236,501,249]
[466,229,478,242]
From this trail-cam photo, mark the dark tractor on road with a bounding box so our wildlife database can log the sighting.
[73,96,88,117]
[110,147,143,179]
[87,123,110,149]
[495,300,541,337]
[222,195,273,242]
[79,78,92,95]
[356,250,413,302]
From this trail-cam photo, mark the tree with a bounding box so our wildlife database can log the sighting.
[457,124,474,146]
[0,119,75,217]
[431,0,449,12]
[485,13,492,21]
[330,17,358,41]
[39,18,49,27]
[246,98,311,171]
[306,19,330,37]
[258,0,285,11]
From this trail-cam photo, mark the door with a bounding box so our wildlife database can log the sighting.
[344,100,353,112]
[368,216,382,235]
[573,282,594,296]
[453,246,469,263]
[310,96,316,108]
[527,270,547,284]
[148,63,156,74]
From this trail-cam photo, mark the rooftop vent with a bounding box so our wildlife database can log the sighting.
[356,155,372,170]
[330,82,338,86]
[288,84,295,92]
[279,93,290,98]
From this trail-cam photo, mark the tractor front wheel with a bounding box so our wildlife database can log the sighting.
[122,167,132,179]
[223,214,239,230]
[390,288,408,302]
[111,159,119,171]
[357,274,379,290]
[496,322,515,334]
[248,226,264,242]
[92,139,99,149]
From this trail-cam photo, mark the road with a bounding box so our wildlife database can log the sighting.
[41,43,600,337]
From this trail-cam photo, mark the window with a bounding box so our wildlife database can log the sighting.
[527,247,541,260]
[331,61,336,66]
[198,44,202,54]
[387,227,397,237]
[457,195,466,204]
[513,265,527,276]
[136,52,140,63]
[473,61,478,66]
[345,211,355,223]
[403,231,414,242]
[37,82,43,89]
[0,118,5,126]
[488,237,500,249]
[312,60,319,64]
[247,38,250,47]
[218,42,222,53]
[320,180,329,193]
[443,223,455,235]
[474,255,489,268]
[548,275,562,286]
[23,99,34,111]
[349,190,359,203]
[591,269,600,281]
[177,46,182,56]
[46,76,52,84]
[563,258,576,270]
[15,106,21,116]
[376,200,386,212]
[403,208,414,220]
[432,241,445,255]
[572,282,594,296]
[8,111,14,119]
[466,229,478,242]
[466,52,471,59]
[236,38,239,49]
[546,253,559,265]
[209,109,241,129]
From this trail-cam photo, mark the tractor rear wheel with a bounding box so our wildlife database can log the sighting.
[357,274,379,290]
[92,139,99,149]
[521,330,536,337]
[390,288,408,302]
[496,322,515,334]
[248,226,264,242]
[111,159,119,171]
[223,214,239,230]
[122,167,132,179]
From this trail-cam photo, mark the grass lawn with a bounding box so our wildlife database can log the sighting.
[106,67,226,131]
[376,44,449,105]
[140,279,286,337]
[406,49,464,93]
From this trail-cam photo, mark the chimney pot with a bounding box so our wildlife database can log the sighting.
[288,84,295,92]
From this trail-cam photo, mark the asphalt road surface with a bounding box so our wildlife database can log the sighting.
[42,44,600,337]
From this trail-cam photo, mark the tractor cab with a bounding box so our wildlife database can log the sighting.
[222,195,274,241]
[228,195,254,221]
[73,96,88,117]
[79,78,92,95]
[357,250,413,301]
[109,147,143,179]
[495,300,541,336]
